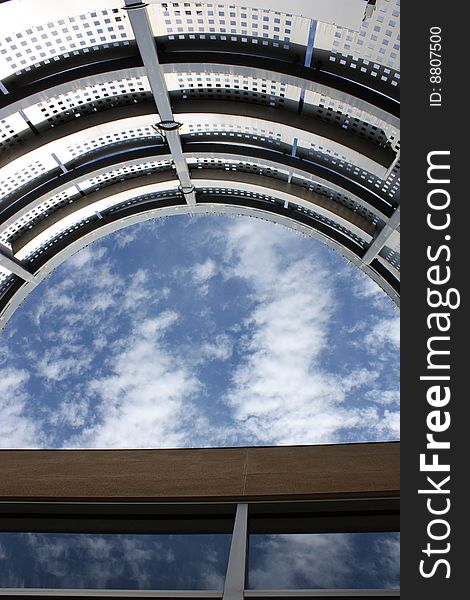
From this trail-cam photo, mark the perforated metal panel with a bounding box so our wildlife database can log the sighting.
[79,159,174,192]
[0,187,78,245]
[188,156,378,224]
[0,0,400,324]
[149,2,310,45]
[24,77,152,128]
[0,116,164,200]
[315,0,400,71]
[178,112,386,178]
[0,112,30,155]
[303,90,400,153]
[0,6,134,80]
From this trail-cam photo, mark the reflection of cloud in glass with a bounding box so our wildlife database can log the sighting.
[0,533,230,590]
[248,533,400,590]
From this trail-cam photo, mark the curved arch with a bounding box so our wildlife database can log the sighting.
[0,188,399,331]
[0,0,400,328]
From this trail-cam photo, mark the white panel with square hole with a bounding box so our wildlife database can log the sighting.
[186,156,373,217]
[303,89,400,152]
[148,2,311,46]
[0,115,162,201]
[177,112,387,178]
[0,6,134,80]
[314,0,400,71]
[15,181,180,261]
[187,156,290,179]
[165,71,300,103]
[192,177,372,242]
[79,160,174,193]
[0,112,30,149]
[0,154,58,202]
[186,155,377,221]
[23,77,151,127]
[0,187,79,245]
[0,265,12,282]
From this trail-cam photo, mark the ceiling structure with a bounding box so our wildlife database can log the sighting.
[0,0,400,330]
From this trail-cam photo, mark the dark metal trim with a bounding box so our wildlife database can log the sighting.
[178,184,196,195]
[0,497,399,534]
[155,121,183,132]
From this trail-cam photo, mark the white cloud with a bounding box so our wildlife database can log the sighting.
[25,534,175,588]
[0,367,46,448]
[365,315,400,350]
[376,409,400,438]
[249,533,400,589]
[366,389,400,406]
[217,219,395,445]
[35,348,92,382]
[200,334,233,361]
[351,268,394,308]
[70,311,203,448]
[250,534,353,589]
[191,258,218,295]
[48,397,90,429]
[67,245,107,269]
[192,258,217,284]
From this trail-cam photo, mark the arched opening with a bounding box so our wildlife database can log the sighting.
[2,213,399,449]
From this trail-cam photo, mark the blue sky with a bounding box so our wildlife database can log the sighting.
[0,214,400,588]
[0,214,399,449]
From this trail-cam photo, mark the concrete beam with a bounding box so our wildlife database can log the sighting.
[0,442,399,502]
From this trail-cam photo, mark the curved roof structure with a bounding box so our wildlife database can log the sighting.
[0,0,400,329]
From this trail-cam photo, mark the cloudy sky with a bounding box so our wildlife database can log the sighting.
[1,214,399,449]
[0,214,400,589]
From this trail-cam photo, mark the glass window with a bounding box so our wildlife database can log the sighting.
[0,533,231,589]
[248,532,400,590]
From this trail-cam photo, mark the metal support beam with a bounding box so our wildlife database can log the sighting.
[123,0,196,206]
[363,207,400,265]
[0,247,35,282]
[0,589,399,598]
[383,150,400,181]
[223,504,248,600]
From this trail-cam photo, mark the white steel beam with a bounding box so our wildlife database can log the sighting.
[123,0,196,206]
[383,150,401,181]
[0,248,35,283]
[363,207,400,265]
[223,503,248,600]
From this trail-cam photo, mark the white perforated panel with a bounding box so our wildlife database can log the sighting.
[0,187,78,245]
[177,112,386,178]
[303,90,400,152]
[0,265,11,282]
[149,2,310,45]
[0,116,162,201]
[188,156,289,177]
[0,6,134,80]
[24,77,151,127]
[15,181,180,261]
[0,112,29,150]
[315,0,400,71]
[79,160,173,192]
[63,126,158,161]
[187,157,378,222]
[0,154,57,201]
[165,70,300,103]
